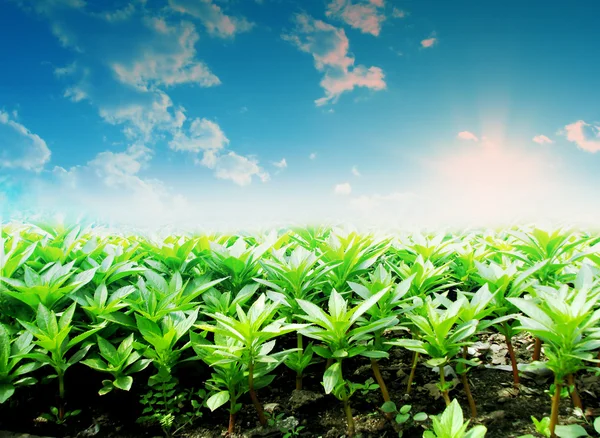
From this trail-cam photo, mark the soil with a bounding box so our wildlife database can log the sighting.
[1,332,599,438]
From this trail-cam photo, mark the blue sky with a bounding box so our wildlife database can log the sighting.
[1,0,599,230]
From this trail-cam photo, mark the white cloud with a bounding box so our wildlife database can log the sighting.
[326,0,386,37]
[0,111,51,172]
[111,19,220,91]
[392,8,406,18]
[169,118,229,154]
[309,152,317,160]
[457,131,479,142]
[272,158,287,169]
[532,134,554,145]
[284,14,385,106]
[334,182,352,195]
[563,120,600,153]
[352,166,361,176]
[210,152,270,186]
[168,0,253,38]
[88,144,154,190]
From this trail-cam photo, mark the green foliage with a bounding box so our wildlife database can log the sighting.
[423,399,487,438]
[82,333,152,395]
[0,323,42,404]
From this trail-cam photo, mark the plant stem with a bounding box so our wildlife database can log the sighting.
[325,358,333,371]
[58,370,65,422]
[567,374,583,411]
[296,333,303,390]
[532,338,542,361]
[248,360,267,426]
[503,325,520,387]
[549,377,562,438]
[406,351,419,395]
[439,366,451,406]
[461,346,477,418]
[343,395,355,437]
[228,410,236,435]
[370,359,390,402]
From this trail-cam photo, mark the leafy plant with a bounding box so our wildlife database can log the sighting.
[1,261,97,312]
[423,399,487,438]
[196,294,304,427]
[18,303,104,421]
[508,283,600,436]
[0,324,42,404]
[138,378,206,437]
[82,333,152,395]
[388,297,478,406]
[381,401,428,437]
[297,288,393,436]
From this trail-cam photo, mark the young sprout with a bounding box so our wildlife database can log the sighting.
[508,282,600,437]
[423,399,487,438]
[82,334,152,395]
[348,264,415,405]
[296,288,393,437]
[196,294,305,427]
[474,259,543,387]
[18,303,104,421]
[387,297,478,407]
[317,230,390,293]
[437,284,497,418]
[255,245,339,389]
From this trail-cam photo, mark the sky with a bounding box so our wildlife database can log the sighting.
[1,0,600,231]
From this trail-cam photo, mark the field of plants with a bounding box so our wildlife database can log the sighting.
[1,223,600,438]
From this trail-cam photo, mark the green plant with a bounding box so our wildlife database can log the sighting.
[0,324,42,403]
[196,294,304,427]
[423,399,487,438]
[348,264,415,404]
[297,288,393,436]
[388,297,478,406]
[138,377,206,437]
[508,283,600,437]
[128,271,224,323]
[256,245,338,389]
[82,333,152,395]
[18,303,104,421]
[1,261,97,311]
[381,401,428,437]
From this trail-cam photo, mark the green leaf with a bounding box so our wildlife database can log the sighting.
[323,362,342,394]
[400,404,411,414]
[381,401,396,413]
[464,425,488,438]
[554,424,589,438]
[113,376,133,391]
[594,417,600,434]
[395,413,410,424]
[207,391,230,411]
[413,412,428,421]
[0,383,15,404]
[0,324,10,374]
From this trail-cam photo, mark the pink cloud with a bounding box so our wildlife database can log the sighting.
[421,37,437,48]
[284,13,386,105]
[169,0,253,38]
[457,131,479,142]
[326,0,385,37]
[564,120,600,153]
[532,134,553,145]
